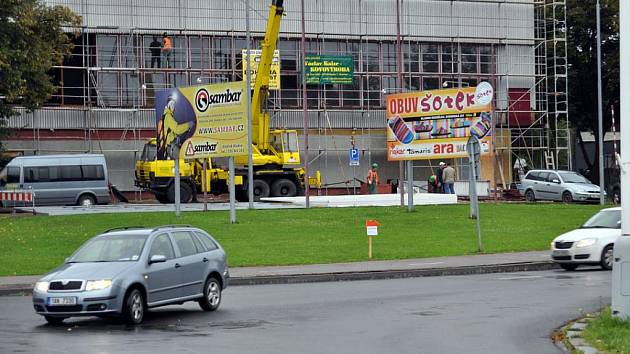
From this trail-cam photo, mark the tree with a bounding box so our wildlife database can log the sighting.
[0,0,81,161]
[567,0,619,182]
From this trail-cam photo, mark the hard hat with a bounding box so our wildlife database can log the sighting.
[372,163,378,168]
[439,161,445,166]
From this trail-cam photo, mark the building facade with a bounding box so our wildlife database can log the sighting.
[5,0,568,194]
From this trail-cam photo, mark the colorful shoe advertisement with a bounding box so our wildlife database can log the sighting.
[156,81,248,160]
[386,82,494,161]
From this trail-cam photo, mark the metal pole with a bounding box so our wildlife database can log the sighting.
[407,160,414,211]
[471,156,482,252]
[173,146,181,217]
[202,158,208,212]
[301,0,310,208]
[612,0,630,318]
[229,157,236,223]
[396,0,404,206]
[596,0,605,205]
[246,0,254,209]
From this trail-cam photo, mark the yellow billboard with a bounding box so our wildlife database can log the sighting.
[241,49,280,90]
[155,81,248,160]
[386,82,494,161]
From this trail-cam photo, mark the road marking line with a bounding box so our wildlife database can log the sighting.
[498,275,544,280]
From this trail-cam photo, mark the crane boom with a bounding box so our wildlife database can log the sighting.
[251,0,284,152]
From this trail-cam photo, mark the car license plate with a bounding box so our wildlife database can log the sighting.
[553,250,570,256]
[590,194,599,198]
[47,297,77,306]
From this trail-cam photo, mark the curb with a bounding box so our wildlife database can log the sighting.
[558,315,601,354]
[0,261,557,297]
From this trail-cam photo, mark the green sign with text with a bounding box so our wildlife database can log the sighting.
[304,55,354,85]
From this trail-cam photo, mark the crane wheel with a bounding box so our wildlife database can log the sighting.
[253,179,270,200]
[271,179,297,197]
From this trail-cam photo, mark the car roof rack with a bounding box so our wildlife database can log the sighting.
[103,226,147,233]
[152,224,195,231]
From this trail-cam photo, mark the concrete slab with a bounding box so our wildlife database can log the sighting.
[262,193,457,207]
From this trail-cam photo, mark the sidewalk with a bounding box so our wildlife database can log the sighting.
[0,251,555,296]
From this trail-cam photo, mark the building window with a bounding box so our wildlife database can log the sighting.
[442,43,458,74]
[422,77,440,90]
[421,43,438,73]
[461,44,478,74]
[480,46,492,74]
[189,36,210,70]
[363,42,379,73]
[212,37,231,70]
[363,76,380,108]
[97,35,118,67]
[382,42,397,72]
[404,42,420,73]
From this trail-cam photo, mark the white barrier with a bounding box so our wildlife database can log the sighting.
[0,190,36,214]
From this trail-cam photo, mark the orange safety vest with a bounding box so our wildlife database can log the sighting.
[163,37,172,50]
[367,169,379,184]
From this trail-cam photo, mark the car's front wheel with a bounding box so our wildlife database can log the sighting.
[44,316,67,325]
[562,191,573,203]
[199,276,222,312]
[601,244,614,270]
[559,263,578,271]
[123,288,145,324]
[525,190,535,202]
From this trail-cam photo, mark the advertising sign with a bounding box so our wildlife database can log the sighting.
[241,49,280,90]
[156,81,248,160]
[304,55,354,85]
[386,82,494,161]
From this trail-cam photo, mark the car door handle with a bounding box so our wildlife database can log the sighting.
[202,257,209,263]
[174,263,181,268]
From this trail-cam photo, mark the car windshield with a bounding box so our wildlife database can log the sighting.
[582,210,621,229]
[140,144,157,161]
[69,234,148,262]
[559,172,590,184]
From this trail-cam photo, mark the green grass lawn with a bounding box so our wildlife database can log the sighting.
[581,308,630,353]
[0,203,604,276]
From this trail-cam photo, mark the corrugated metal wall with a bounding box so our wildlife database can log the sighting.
[8,108,386,130]
[46,0,534,41]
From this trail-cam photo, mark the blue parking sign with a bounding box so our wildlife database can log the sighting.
[349,148,360,166]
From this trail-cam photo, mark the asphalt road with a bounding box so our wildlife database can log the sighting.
[0,268,611,354]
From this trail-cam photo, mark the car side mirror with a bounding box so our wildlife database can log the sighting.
[149,255,167,264]
[552,179,560,184]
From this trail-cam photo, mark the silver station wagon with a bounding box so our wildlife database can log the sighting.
[32,226,229,325]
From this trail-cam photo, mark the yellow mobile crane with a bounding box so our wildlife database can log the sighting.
[135,0,319,203]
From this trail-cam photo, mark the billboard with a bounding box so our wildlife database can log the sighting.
[156,81,248,160]
[304,55,354,85]
[241,49,280,90]
[386,82,494,161]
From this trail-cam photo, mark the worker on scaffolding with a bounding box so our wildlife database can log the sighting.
[162,32,173,68]
[149,36,162,68]
[367,163,379,194]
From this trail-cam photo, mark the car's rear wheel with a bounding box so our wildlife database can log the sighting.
[525,190,535,202]
[122,288,145,324]
[77,194,96,207]
[559,263,578,271]
[198,276,222,312]
[562,191,573,203]
[44,316,67,325]
[601,244,614,270]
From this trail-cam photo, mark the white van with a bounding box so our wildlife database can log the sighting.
[0,154,111,206]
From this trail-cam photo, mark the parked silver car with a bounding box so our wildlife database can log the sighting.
[520,169,604,203]
[32,225,229,325]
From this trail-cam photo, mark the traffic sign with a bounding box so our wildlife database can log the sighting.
[349,148,360,166]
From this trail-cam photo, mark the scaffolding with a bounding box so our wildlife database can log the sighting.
[10,0,570,192]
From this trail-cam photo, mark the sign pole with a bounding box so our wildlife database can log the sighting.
[202,158,208,212]
[407,160,414,211]
[173,146,181,218]
[596,0,605,205]
[368,237,373,259]
[229,157,236,224]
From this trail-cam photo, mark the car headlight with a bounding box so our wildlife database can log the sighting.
[576,238,597,248]
[34,281,49,292]
[550,241,555,250]
[85,279,112,291]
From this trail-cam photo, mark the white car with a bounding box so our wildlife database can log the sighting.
[551,207,621,271]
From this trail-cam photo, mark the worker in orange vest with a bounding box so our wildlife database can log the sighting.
[162,32,173,68]
[367,163,379,194]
